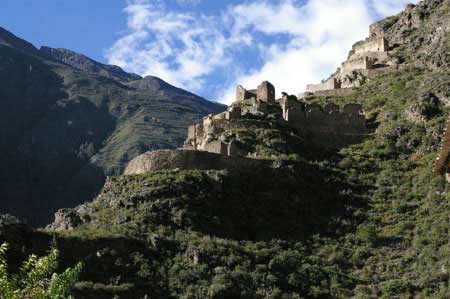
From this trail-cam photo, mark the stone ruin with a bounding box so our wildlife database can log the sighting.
[125,81,372,175]
[184,104,244,155]
[306,22,395,94]
[280,93,368,148]
[305,78,341,94]
[124,149,272,175]
[184,81,370,156]
[236,81,276,104]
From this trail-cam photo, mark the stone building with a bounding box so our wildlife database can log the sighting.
[188,80,370,154]
[304,22,392,94]
[352,37,389,55]
[236,81,275,104]
[341,56,375,74]
[369,23,386,39]
[185,104,244,155]
[257,81,276,102]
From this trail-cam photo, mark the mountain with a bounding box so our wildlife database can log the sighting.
[0,27,40,54]
[39,46,142,82]
[2,0,450,298]
[375,0,449,70]
[0,27,225,226]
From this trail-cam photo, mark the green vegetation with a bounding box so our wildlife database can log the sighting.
[304,69,450,298]
[41,68,449,299]
[1,2,450,298]
[0,243,82,299]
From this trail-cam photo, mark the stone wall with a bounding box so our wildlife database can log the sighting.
[353,37,389,55]
[236,81,276,103]
[363,51,389,63]
[185,116,229,151]
[187,95,370,152]
[236,85,256,103]
[369,22,385,39]
[283,102,366,133]
[226,106,242,120]
[306,78,341,93]
[341,56,375,73]
[185,106,249,156]
[366,65,399,79]
[283,102,369,147]
[312,88,355,97]
[257,81,275,103]
[203,140,228,155]
[124,149,272,175]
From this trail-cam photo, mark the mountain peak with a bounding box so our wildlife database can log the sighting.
[0,26,39,54]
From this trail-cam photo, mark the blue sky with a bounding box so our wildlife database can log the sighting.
[0,0,125,62]
[1,0,417,103]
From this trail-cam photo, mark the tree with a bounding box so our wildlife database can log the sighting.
[0,243,82,299]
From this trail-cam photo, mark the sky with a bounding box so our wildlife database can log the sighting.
[1,0,418,104]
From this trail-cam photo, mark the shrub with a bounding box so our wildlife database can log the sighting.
[0,243,82,299]
[356,224,378,246]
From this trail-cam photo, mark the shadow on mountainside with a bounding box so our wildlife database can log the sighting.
[84,158,369,242]
[0,46,118,226]
[0,218,158,298]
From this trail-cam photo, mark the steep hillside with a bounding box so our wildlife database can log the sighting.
[1,1,450,298]
[373,0,450,69]
[0,28,225,225]
[47,69,450,299]
[0,27,40,54]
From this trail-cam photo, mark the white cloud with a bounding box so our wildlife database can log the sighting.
[107,0,418,104]
[220,0,373,103]
[107,0,247,91]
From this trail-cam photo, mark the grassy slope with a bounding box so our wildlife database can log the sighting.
[49,1,450,297]
[4,1,450,298]
[309,68,450,298]
[44,67,450,299]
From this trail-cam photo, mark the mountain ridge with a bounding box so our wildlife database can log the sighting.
[39,46,143,82]
[0,26,39,55]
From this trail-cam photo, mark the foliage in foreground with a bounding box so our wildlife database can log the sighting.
[0,243,82,299]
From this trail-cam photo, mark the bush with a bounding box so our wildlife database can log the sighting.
[356,224,378,246]
[0,243,82,299]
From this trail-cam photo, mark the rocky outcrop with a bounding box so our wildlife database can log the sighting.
[46,209,83,231]
[405,93,441,123]
[374,0,450,69]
